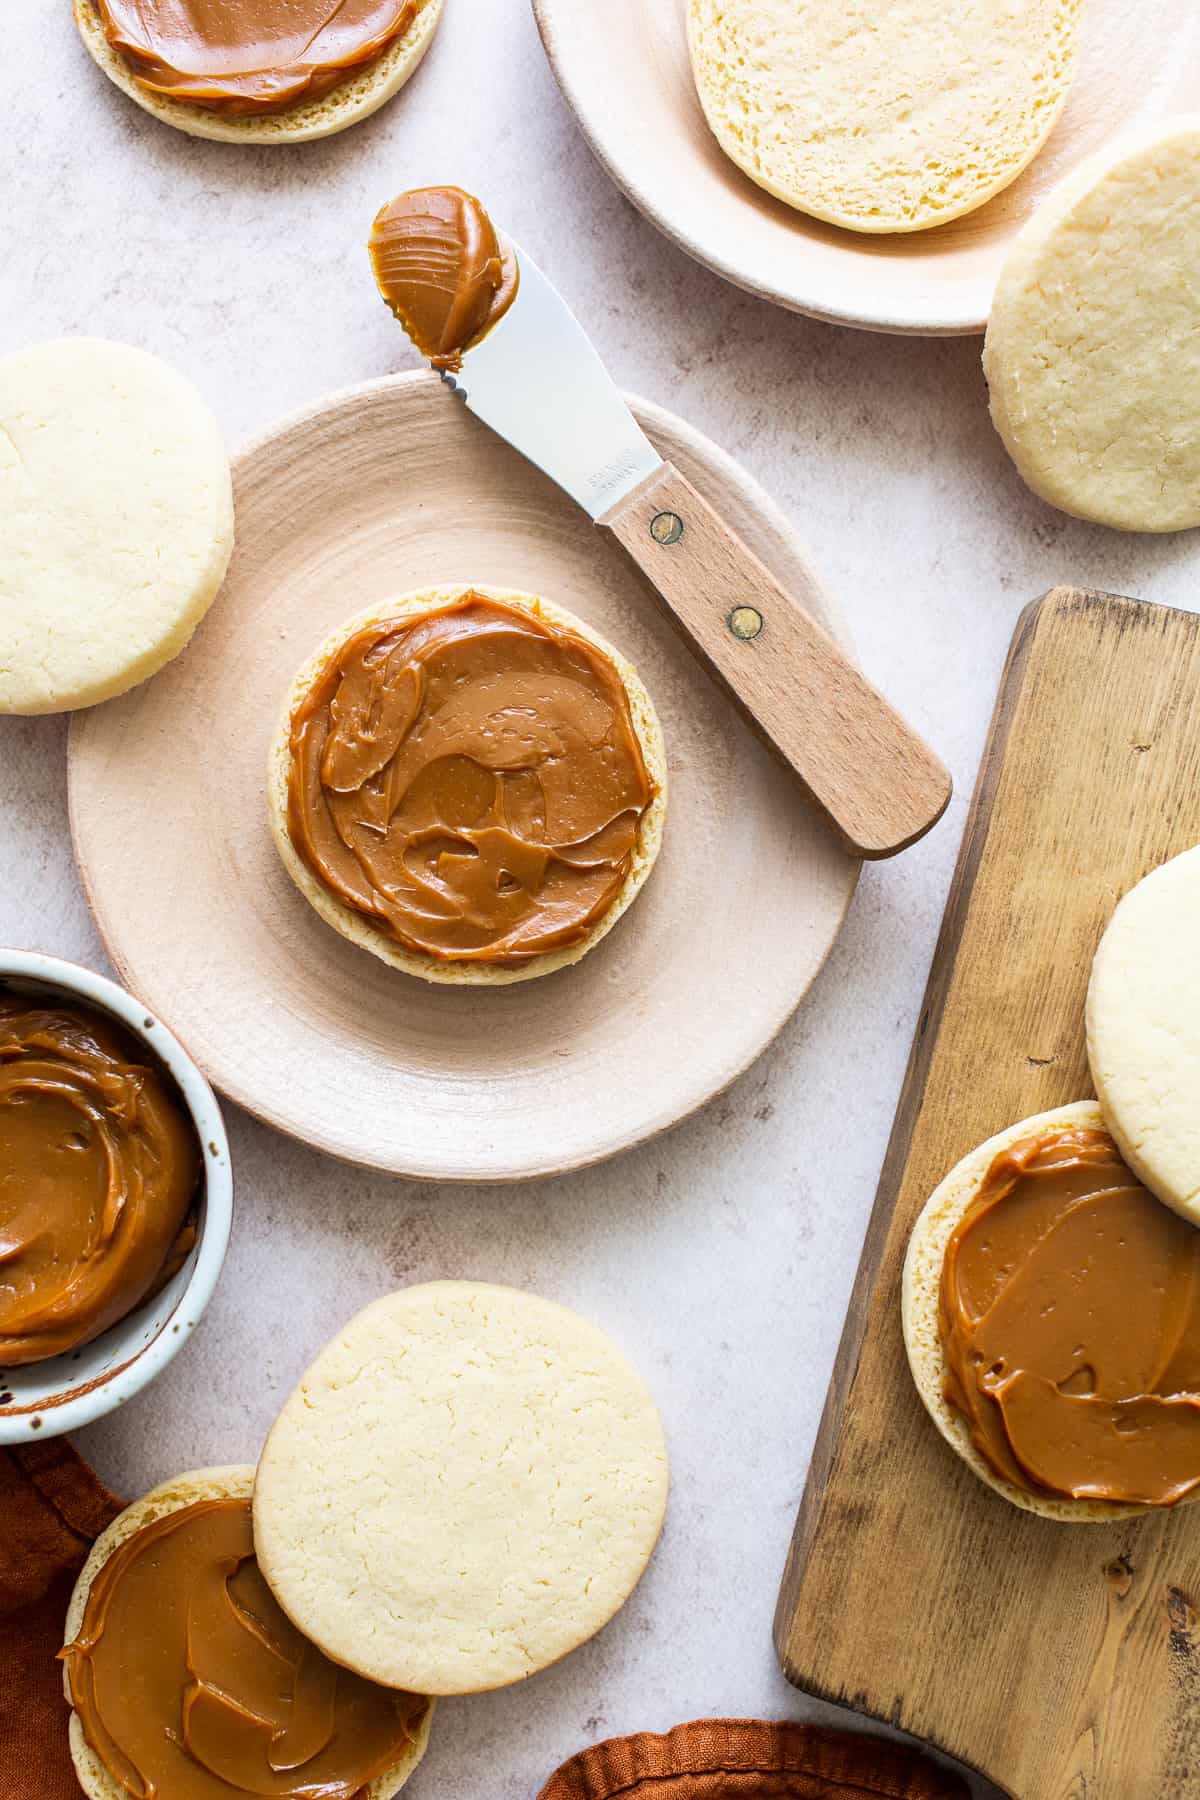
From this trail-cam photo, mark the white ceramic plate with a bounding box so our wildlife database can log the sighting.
[69,373,857,1182]
[533,0,1199,335]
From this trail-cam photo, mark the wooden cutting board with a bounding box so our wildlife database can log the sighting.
[775,588,1200,1800]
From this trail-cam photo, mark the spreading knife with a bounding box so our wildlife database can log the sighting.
[370,189,952,860]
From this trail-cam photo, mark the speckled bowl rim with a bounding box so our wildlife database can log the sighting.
[0,949,233,1444]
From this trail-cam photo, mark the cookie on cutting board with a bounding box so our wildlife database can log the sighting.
[1087,844,1200,1221]
[903,1100,1200,1521]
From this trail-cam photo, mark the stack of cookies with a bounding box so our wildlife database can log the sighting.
[903,845,1200,1520]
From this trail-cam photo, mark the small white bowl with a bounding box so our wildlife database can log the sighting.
[0,950,233,1444]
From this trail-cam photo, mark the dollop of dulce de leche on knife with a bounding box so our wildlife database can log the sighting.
[369,186,518,370]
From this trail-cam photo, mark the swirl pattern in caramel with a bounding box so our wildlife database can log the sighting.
[369,186,518,370]
[286,594,658,966]
[91,0,417,116]
[939,1126,1200,1507]
[63,1497,429,1800]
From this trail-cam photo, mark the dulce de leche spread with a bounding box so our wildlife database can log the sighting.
[287,594,657,965]
[0,998,199,1366]
[63,1497,429,1800]
[369,186,518,370]
[91,0,417,116]
[939,1126,1200,1507]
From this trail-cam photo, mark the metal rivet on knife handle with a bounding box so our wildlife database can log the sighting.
[598,460,952,858]
[649,510,683,546]
[728,606,764,641]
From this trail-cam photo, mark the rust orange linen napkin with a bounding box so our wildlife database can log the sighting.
[537,1718,970,1800]
[0,1441,122,1798]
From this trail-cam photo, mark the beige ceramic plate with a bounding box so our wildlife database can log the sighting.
[69,373,856,1181]
[533,0,1198,335]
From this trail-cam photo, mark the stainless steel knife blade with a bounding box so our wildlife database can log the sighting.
[443,240,663,520]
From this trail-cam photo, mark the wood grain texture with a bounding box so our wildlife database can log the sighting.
[534,0,1199,334]
[68,373,858,1181]
[775,588,1200,1799]
[599,462,951,858]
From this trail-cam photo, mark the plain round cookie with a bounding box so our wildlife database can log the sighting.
[63,1465,434,1800]
[687,0,1082,234]
[902,1101,1162,1524]
[72,0,443,144]
[267,584,669,986]
[254,1282,670,1694]
[984,117,1200,531]
[1087,846,1200,1224]
[0,338,233,714]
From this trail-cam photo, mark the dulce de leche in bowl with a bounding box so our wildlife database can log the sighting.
[0,951,232,1443]
[0,998,198,1365]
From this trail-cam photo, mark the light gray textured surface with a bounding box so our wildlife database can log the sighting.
[3,3,1199,1797]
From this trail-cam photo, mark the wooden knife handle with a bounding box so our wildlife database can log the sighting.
[597,461,951,859]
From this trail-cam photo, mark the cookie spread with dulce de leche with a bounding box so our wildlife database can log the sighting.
[369,186,518,370]
[62,1497,429,1800]
[939,1125,1200,1507]
[89,0,418,115]
[0,998,199,1366]
[286,593,658,966]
